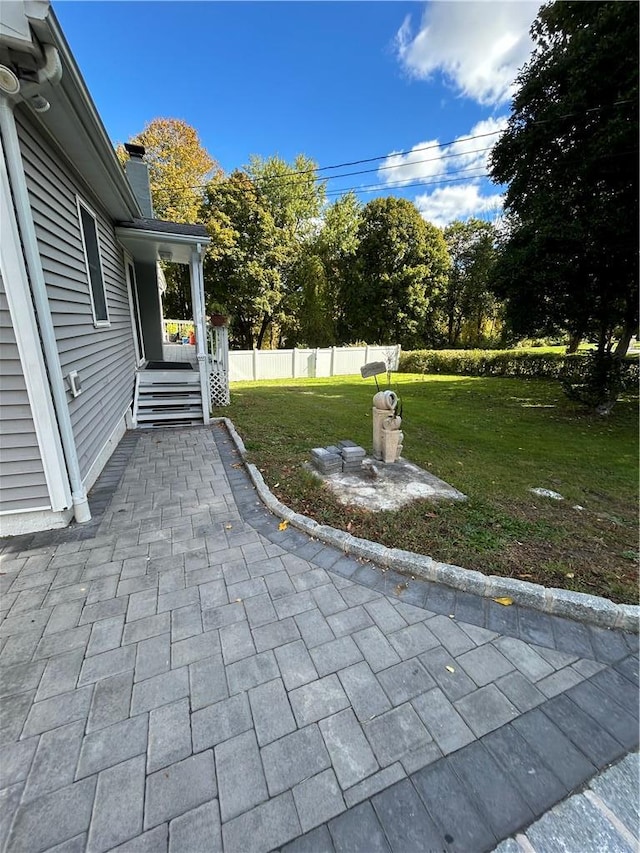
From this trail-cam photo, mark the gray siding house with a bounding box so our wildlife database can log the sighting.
[0,1,213,536]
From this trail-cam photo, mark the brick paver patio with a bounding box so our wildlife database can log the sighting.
[0,425,637,852]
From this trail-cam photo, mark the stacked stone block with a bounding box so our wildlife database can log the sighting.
[310,442,367,475]
[310,449,343,475]
[341,446,366,472]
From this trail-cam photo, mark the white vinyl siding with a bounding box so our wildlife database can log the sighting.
[0,271,49,512]
[15,107,137,480]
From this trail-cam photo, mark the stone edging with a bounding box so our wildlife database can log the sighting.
[214,418,639,634]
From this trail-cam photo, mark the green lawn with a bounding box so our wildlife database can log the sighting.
[215,374,639,604]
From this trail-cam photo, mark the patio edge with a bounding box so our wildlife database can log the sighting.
[215,417,639,634]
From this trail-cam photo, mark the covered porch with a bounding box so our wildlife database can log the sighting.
[115,218,230,427]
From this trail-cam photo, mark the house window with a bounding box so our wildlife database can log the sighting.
[77,198,109,326]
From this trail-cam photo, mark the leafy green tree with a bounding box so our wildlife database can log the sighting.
[317,192,362,342]
[201,171,286,349]
[247,154,325,238]
[287,255,335,347]
[238,155,327,345]
[278,192,362,347]
[443,219,500,347]
[489,2,638,359]
[343,197,450,348]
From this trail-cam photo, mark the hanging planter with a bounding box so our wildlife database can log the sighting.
[210,313,228,327]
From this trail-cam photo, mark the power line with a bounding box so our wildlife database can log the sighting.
[249,98,635,181]
[323,168,490,199]
[322,145,636,199]
[147,98,636,197]
[151,147,494,196]
[265,146,494,186]
[276,131,502,176]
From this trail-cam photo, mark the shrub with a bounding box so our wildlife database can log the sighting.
[399,348,639,389]
[561,352,632,415]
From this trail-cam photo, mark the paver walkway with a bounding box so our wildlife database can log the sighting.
[0,424,638,853]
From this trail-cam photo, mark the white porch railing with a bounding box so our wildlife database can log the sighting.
[228,344,401,382]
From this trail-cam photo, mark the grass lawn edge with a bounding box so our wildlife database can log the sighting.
[215,416,639,635]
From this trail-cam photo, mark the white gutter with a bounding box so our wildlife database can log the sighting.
[0,93,91,522]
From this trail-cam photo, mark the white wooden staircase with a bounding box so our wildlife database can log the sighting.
[132,370,204,428]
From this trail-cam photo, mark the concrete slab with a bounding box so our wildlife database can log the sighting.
[305,457,466,511]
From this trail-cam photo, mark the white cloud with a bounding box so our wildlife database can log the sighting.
[446,115,508,171]
[378,138,446,186]
[396,2,541,106]
[415,184,503,227]
[377,116,507,188]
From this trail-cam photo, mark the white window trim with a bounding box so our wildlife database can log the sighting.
[76,195,110,328]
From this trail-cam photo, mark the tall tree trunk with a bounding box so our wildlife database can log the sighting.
[447,312,455,347]
[614,319,636,358]
[566,331,582,354]
[453,315,463,348]
[256,314,271,350]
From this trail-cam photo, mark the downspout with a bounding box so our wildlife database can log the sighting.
[0,92,91,522]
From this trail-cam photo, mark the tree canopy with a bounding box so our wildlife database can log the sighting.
[443,219,499,347]
[202,170,286,349]
[489,1,639,356]
[118,118,218,223]
[342,197,450,349]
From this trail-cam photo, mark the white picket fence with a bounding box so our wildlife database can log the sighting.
[228,344,401,382]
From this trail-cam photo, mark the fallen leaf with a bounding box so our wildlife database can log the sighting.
[231,463,243,469]
[445,665,455,673]
[278,520,289,531]
[225,524,233,530]
[565,572,575,579]
[346,521,353,532]
[493,597,513,606]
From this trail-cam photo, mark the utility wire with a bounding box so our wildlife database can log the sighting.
[152,141,635,199]
[323,168,490,198]
[151,148,494,196]
[148,98,636,196]
[249,98,636,181]
[322,145,637,198]
[258,146,494,186]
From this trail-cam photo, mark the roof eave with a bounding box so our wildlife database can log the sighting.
[24,6,142,220]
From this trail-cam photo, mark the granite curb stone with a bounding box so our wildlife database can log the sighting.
[215,417,639,632]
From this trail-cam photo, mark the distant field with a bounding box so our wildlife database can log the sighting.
[216,373,639,604]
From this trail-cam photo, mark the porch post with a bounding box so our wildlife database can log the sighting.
[189,245,210,424]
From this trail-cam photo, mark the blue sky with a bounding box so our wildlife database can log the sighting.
[55,1,542,226]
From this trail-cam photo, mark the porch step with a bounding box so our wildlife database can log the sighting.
[138,395,202,407]
[136,383,200,393]
[138,372,200,385]
[133,372,205,428]
[136,411,203,423]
